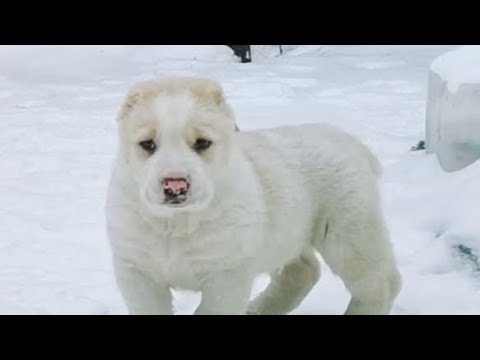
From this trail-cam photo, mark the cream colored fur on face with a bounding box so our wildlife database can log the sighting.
[106,76,402,315]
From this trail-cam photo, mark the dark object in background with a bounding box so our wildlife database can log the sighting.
[227,45,251,63]
[455,244,480,273]
[411,140,426,151]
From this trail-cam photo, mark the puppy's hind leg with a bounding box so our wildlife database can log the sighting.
[315,215,401,315]
[247,252,320,315]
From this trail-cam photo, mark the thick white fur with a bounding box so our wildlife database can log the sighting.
[106,76,402,315]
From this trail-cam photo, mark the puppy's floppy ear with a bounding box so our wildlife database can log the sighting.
[118,82,153,120]
[118,89,140,120]
[190,78,225,106]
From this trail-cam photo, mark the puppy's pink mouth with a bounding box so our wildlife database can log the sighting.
[162,178,190,205]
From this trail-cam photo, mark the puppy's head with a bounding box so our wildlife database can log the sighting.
[117,76,237,217]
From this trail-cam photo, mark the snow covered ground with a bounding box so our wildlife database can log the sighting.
[1,45,480,315]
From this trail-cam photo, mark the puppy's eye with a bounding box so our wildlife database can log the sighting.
[139,140,157,155]
[193,138,213,153]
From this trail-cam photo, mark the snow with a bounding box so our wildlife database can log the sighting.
[250,45,329,60]
[431,45,480,94]
[1,45,480,315]
[0,45,236,82]
[426,45,480,172]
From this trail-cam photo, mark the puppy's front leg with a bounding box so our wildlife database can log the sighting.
[195,268,254,315]
[114,258,173,315]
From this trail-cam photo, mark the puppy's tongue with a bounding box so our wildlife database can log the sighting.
[163,179,189,195]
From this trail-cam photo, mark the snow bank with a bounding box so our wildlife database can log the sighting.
[0,45,236,82]
[385,153,480,256]
[381,153,480,314]
[0,45,126,81]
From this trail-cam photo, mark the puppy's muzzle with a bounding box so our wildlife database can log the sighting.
[162,176,191,205]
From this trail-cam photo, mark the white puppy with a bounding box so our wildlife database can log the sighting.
[106,76,402,315]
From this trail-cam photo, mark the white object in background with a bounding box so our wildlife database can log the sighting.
[426,45,480,172]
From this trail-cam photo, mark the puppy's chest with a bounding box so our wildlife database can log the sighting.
[136,232,243,290]
[139,237,199,289]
